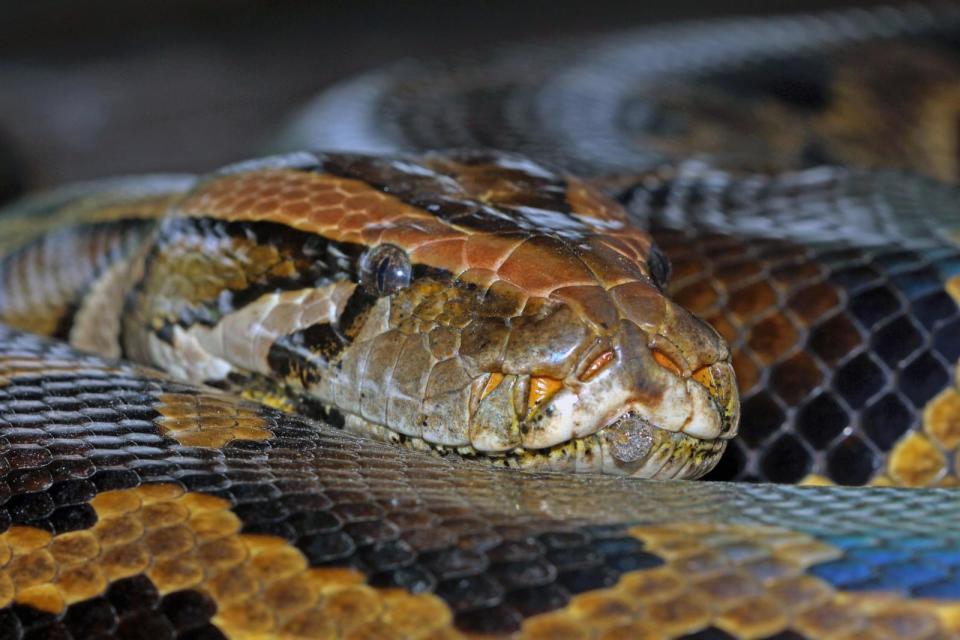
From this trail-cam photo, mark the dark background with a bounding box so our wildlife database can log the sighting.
[0,1,919,193]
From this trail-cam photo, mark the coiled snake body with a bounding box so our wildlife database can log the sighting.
[0,5,959,639]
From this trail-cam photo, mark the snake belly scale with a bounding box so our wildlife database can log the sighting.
[0,4,959,640]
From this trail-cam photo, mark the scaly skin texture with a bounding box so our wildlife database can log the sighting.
[1,151,738,480]
[283,4,960,486]
[0,328,955,639]
[0,4,958,639]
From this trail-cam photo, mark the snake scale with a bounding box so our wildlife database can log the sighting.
[0,4,959,639]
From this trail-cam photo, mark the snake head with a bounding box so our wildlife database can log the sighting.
[452,252,739,479]
[152,150,738,479]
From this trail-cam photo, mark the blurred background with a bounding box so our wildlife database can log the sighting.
[0,0,922,199]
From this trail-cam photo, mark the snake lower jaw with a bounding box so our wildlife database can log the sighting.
[598,413,728,478]
[339,403,727,479]
[498,416,727,479]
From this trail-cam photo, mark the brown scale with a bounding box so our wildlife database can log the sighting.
[656,225,960,486]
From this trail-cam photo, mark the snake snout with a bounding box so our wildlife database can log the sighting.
[580,313,738,478]
[633,294,740,438]
[477,313,736,479]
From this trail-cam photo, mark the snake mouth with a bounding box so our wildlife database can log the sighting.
[347,408,726,479]
[335,325,736,479]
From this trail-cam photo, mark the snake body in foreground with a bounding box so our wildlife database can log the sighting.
[0,4,960,639]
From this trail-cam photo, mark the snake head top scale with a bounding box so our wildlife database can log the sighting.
[123,150,739,478]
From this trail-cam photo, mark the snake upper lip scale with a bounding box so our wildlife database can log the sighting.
[3,3,960,639]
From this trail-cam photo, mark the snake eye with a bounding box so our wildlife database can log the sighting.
[648,245,671,290]
[360,244,411,296]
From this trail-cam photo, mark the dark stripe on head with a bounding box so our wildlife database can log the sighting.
[334,287,378,342]
[141,217,368,333]
[306,151,591,236]
[267,323,342,385]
